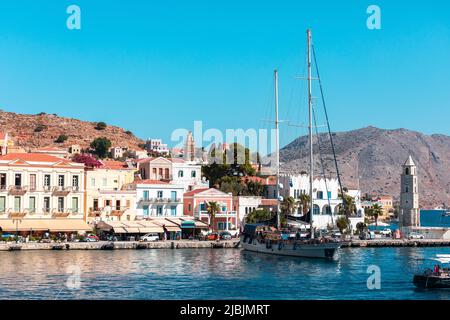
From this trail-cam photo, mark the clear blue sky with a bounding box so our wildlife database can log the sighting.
[0,0,449,150]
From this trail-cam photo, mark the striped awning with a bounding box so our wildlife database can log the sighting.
[0,219,92,232]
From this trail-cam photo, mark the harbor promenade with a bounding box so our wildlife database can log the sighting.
[0,239,240,251]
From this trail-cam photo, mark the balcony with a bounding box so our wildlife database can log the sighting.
[51,208,71,218]
[52,186,72,196]
[196,210,237,218]
[8,208,28,218]
[139,197,182,205]
[43,185,52,192]
[88,207,101,217]
[110,206,128,217]
[0,185,7,192]
[8,185,28,196]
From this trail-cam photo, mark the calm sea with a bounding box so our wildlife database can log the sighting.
[370,210,450,230]
[1,247,449,300]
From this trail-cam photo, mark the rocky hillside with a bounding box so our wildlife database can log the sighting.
[280,126,450,208]
[0,110,145,151]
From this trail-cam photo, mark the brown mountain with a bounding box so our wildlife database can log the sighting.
[0,110,145,151]
[280,126,450,208]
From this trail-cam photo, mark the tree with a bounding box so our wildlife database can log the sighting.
[336,216,349,234]
[95,122,107,130]
[72,153,102,168]
[338,192,357,218]
[281,196,297,215]
[34,124,47,132]
[356,222,367,235]
[368,203,383,228]
[90,137,112,159]
[298,193,311,215]
[206,201,221,233]
[55,134,68,143]
[245,208,272,224]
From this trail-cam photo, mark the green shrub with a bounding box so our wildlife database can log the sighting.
[55,135,68,143]
[34,124,47,132]
[95,122,107,130]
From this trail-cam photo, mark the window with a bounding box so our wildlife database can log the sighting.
[327,191,332,199]
[0,196,5,212]
[188,204,191,211]
[143,205,149,216]
[191,170,196,178]
[164,168,170,179]
[126,200,131,208]
[29,197,36,213]
[405,186,409,193]
[317,191,323,199]
[29,174,36,191]
[93,199,99,211]
[178,170,184,178]
[14,196,21,212]
[171,206,177,216]
[221,205,227,212]
[0,173,6,189]
[171,191,177,201]
[405,168,409,175]
[58,175,64,187]
[200,203,206,211]
[143,190,149,200]
[43,197,50,212]
[157,206,163,216]
[43,174,50,186]
[72,198,79,213]
[158,168,163,178]
[58,197,64,212]
[102,178,107,187]
[157,191,163,199]
[218,222,224,230]
[152,168,157,179]
[72,175,79,188]
[14,174,21,187]
[115,200,120,210]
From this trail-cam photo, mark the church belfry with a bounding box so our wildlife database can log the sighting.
[399,155,420,228]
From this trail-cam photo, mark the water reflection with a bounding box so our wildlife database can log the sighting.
[0,248,449,300]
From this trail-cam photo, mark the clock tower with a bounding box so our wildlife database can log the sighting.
[399,155,420,229]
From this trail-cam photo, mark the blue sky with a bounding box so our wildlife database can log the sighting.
[0,0,449,150]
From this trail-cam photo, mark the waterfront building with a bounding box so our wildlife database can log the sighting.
[0,153,90,235]
[137,156,208,191]
[134,180,184,218]
[277,174,364,230]
[183,188,238,232]
[146,139,169,155]
[233,196,262,226]
[361,195,394,217]
[86,160,136,222]
[399,155,420,229]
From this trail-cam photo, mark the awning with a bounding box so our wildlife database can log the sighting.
[164,226,181,232]
[96,220,164,234]
[0,219,92,232]
[181,221,196,229]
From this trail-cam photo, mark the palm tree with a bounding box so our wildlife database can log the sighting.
[281,196,298,215]
[205,201,221,232]
[370,203,383,228]
[245,208,272,224]
[298,193,310,215]
[338,192,357,218]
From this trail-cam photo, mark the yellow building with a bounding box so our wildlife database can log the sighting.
[85,160,136,222]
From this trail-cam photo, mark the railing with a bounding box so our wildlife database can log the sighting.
[43,185,52,192]
[139,197,182,204]
[0,185,7,192]
[197,210,237,217]
[52,186,72,196]
[51,208,71,217]
[8,185,28,195]
[7,208,28,218]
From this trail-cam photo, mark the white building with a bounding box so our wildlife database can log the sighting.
[137,157,209,191]
[110,147,125,159]
[134,180,184,218]
[279,174,364,230]
[146,139,169,155]
[0,153,90,234]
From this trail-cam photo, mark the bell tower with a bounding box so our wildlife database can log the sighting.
[399,155,420,229]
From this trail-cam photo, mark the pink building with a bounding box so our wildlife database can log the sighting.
[183,188,238,233]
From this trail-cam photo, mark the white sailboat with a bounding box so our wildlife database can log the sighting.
[241,29,341,260]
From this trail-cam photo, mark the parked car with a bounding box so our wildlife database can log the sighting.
[141,233,160,242]
[408,232,424,240]
[206,232,219,241]
[219,231,232,240]
[380,228,392,237]
[331,231,342,239]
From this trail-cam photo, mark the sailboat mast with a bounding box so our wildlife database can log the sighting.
[274,69,281,230]
[307,29,314,239]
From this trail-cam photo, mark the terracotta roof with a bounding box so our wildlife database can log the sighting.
[183,188,210,196]
[34,146,67,152]
[261,199,278,206]
[99,160,131,170]
[0,153,81,167]
[244,176,276,186]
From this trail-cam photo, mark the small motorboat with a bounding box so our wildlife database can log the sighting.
[413,254,450,289]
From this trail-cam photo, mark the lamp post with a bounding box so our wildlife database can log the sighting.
[12,218,22,243]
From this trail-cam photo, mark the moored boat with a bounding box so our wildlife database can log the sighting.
[413,254,450,289]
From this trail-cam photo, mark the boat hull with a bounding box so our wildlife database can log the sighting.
[241,237,340,260]
[413,275,450,289]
